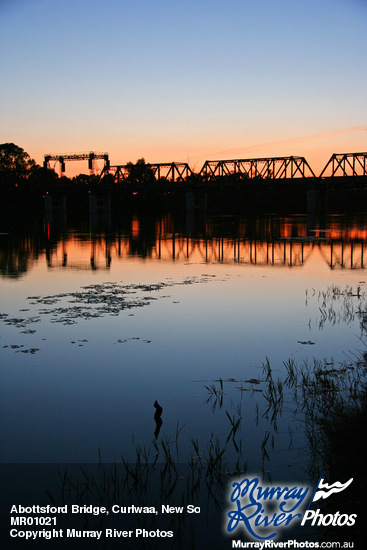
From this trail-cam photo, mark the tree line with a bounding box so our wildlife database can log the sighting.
[0,143,163,189]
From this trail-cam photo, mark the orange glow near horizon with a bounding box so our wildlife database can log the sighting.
[28,126,367,179]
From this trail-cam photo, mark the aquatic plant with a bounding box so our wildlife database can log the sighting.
[43,284,367,544]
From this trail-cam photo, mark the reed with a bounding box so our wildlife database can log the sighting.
[46,285,367,532]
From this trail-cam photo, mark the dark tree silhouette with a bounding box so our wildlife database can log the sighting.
[0,143,37,186]
[126,158,156,186]
[72,174,99,186]
[29,166,59,188]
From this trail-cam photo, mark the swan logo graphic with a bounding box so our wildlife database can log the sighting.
[311,478,354,503]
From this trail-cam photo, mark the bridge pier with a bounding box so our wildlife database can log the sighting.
[306,188,318,213]
[306,186,328,236]
[185,190,207,234]
[44,194,67,227]
[89,194,111,231]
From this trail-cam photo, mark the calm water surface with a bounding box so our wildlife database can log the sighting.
[1,210,366,479]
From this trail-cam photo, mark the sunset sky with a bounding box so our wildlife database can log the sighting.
[0,0,366,176]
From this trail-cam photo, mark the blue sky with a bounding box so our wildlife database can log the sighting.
[0,0,366,175]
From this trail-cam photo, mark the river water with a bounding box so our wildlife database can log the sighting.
[1,207,366,476]
[2,205,367,547]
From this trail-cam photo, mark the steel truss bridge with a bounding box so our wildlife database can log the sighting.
[99,152,366,183]
[45,151,367,183]
[44,152,110,175]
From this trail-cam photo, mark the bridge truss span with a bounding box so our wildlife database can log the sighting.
[148,162,193,181]
[199,156,316,181]
[320,152,367,178]
[102,162,193,183]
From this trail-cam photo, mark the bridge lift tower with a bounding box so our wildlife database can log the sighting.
[44,152,110,176]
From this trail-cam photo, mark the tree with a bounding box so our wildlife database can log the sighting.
[72,174,97,186]
[29,165,59,188]
[125,158,156,186]
[0,143,37,185]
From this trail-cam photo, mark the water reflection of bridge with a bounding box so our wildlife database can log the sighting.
[48,235,367,270]
[150,237,367,269]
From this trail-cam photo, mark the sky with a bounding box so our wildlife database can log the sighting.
[0,0,366,176]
